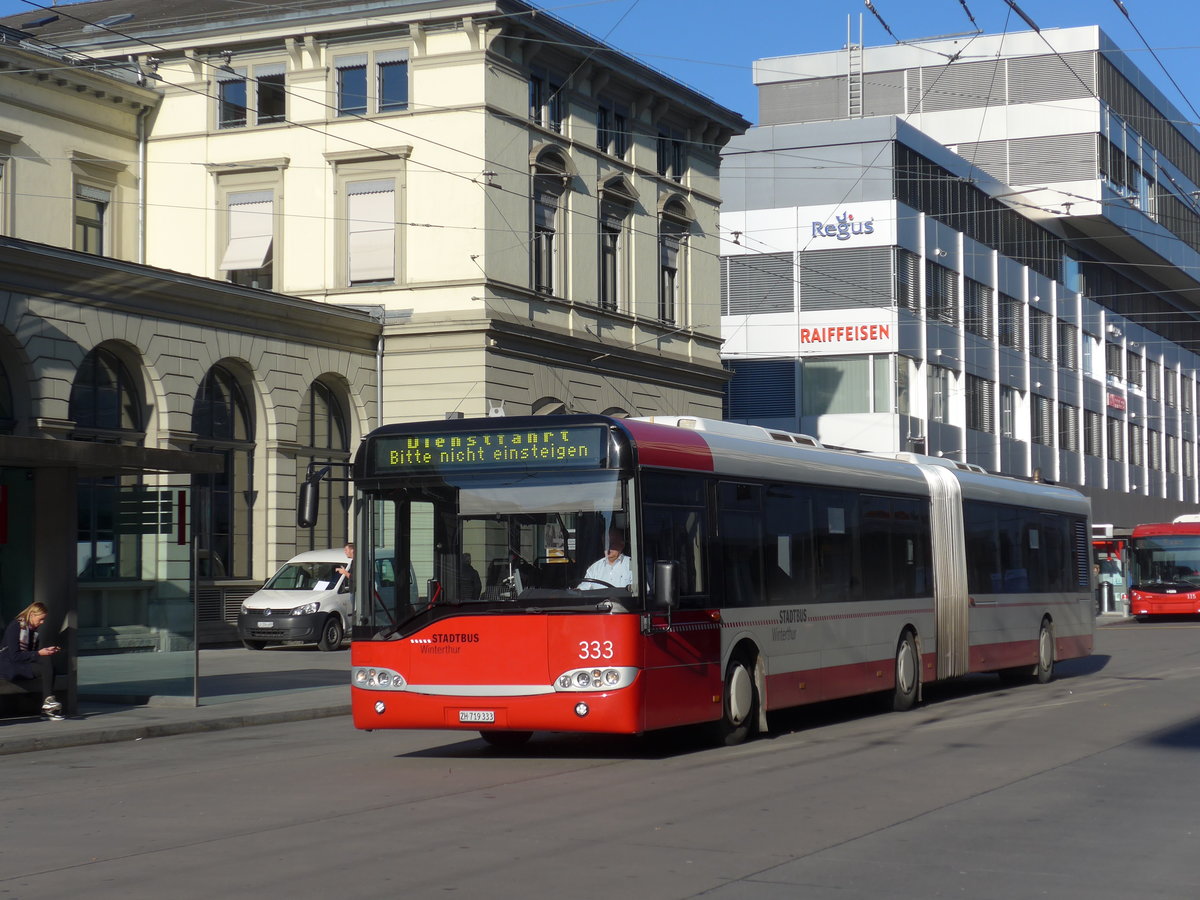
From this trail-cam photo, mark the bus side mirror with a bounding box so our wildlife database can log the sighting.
[654,560,680,610]
[297,479,320,529]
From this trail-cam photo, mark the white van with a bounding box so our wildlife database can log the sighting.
[237,549,352,651]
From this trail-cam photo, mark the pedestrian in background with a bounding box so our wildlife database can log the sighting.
[0,602,63,720]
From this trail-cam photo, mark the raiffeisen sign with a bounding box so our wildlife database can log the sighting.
[810,210,875,241]
[798,309,898,356]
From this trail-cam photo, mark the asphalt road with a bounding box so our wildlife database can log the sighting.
[3,620,1199,899]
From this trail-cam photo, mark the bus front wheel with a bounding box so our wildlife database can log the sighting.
[714,654,758,746]
[1034,619,1055,683]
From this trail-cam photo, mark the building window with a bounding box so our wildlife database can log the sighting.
[1149,429,1162,470]
[1105,342,1123,378]
[1185,440,1195,479]
[896,249,920,311]
[1083,332,1098,376]
[598,189,632,311]
[1168,435,1179,474]
[965,374,994,433]
[70,346,142,435]
[1001,386,1019,438]
[659,200,690,324]
[1085,409,1102,457]
[1127,350,1143,387]
[74,184,109,255]
[806,357,892,417]
[1031,394,1053,446]
[255,64,287,124]
[1058,402,1079,452]
[1028,309,1052,360]
[1180,376,1190,411]
[218,189,274,290]
[925,260,957,324]
[1107,415,1124,462]
[296,381,351,553]
[656,128,686,182]
[927,364,951,424]
[1129,422,1144,467]
[217,69,248,128]
[346,179,396,284]
[964,278,993,339]
[529,68,564,132]
[193,365,254,579]
[532,153,567,296]
[998,293,1023,350]
[335,51,408,117]
[1146,359,1160,400]
[596,100,630,158]
[1057,320,1078,370]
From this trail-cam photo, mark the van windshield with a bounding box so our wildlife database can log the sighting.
[264,561,344,591]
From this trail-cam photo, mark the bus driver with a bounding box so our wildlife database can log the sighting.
[578,529,632,590]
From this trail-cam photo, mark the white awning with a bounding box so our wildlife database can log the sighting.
[219,195,273,271]
[347,181,394,283]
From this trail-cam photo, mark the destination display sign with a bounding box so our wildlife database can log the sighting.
[372,425,608,474]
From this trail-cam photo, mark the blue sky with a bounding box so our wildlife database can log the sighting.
[2,0,1197,125]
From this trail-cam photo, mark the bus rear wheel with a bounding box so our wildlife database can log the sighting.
[891,631,920,711]
[1034,619,1055,683]
[713,654,758,746]
[479,730,532,749]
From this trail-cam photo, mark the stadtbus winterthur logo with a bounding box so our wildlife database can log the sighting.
[811,210,875,241]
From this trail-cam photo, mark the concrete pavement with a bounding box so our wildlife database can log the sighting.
[0,644,351,756]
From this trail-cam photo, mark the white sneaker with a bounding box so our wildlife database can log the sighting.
[45,710,65,721]
[41,696,62,715]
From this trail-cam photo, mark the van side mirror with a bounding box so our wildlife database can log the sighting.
[654,560,680,610]
[297,480,320,529]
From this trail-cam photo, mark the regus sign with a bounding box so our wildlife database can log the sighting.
[811,211,875,241]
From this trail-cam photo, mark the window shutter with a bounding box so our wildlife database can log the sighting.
[219,191,273,271]
[347,179,395,283]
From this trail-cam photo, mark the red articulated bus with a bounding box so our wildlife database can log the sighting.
[1129,518,1200,618]
[344,414,1094,747]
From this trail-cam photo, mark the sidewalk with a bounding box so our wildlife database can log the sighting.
[0,645,351,757]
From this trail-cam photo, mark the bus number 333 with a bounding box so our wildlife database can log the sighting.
[579,640,614,660]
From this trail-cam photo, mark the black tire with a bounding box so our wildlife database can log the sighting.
[999,618,1055,684]
[242,639,267,651]
[891,631,920,711]
[479,730,533,749]
[713,654,758,746]
[317,615,345,652]
[1034,619,1055,684]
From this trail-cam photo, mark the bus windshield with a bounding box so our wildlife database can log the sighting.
[1130,535,1200,591]
[362,470,635,631]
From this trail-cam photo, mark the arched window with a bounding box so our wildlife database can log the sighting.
[659,199,690,325]
[532,397,567,416]
[70,346,143,436]
[297,380,351,552]
[70,346,147,581]
[532,152,568,296]
[192,365,254,579]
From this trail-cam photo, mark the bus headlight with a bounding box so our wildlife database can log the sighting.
[352,666,406,690]
[553,667,638,692]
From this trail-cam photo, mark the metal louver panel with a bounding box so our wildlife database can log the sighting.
[956,140,1009,183]
[1073,519,1090,589]
[758,76,847,125]
[864,69,906,116]
[1008,51,1095,103]
[723,252,795,315]
[799,246,892,311]
[920,59,1007,112]
[1008,133,1097,185]
[724,359,797,419]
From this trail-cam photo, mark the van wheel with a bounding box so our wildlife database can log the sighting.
[242,639,267,651]
[317,615,344,652]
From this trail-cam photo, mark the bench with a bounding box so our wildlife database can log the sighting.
[0,678,44,718]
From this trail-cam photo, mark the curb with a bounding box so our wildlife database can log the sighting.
[0,702,351,757]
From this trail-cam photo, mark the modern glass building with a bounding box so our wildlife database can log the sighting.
[721,27,1200,529]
